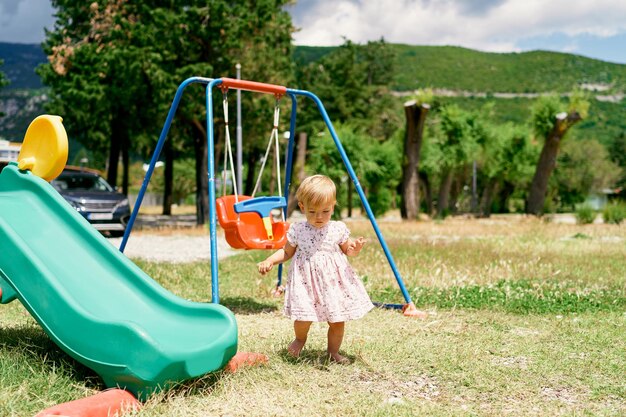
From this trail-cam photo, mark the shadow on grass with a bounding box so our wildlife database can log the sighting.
[220,296,279,315]
[0,325,243,402]
[277,347,356,370]
[0,325,103,390]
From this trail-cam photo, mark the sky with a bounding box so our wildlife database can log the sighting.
[1,0,625,64]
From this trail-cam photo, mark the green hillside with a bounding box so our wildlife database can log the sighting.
[294,44,626,147]
[0,42,46,90]
[390,44,626,93]
[2,43,625,147]
[295,44,626,94]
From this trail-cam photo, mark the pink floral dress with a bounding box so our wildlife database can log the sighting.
[284,221,374,322]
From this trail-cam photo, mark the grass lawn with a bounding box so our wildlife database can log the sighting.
[1,216,624,416]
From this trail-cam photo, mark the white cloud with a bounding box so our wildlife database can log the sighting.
[1,0,625,62]
[291,0,626,54]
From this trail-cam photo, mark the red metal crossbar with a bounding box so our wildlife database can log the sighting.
[219,77,287,97]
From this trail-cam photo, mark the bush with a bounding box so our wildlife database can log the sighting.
[575,204,596,224]
[603,201,626,224]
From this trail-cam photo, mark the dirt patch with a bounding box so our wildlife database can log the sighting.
[107,233,239,263]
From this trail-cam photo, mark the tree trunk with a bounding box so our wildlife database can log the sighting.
[437,168,454,216]
[347,180,353,217]
[448,172,464,214]
[479,178,500,217]
[470,160,478,214]
[287,132,308,217]
[162,139,174,215]
[496,181,515,213]
[191,119,208,225]
[215,125,224,193]
[106,123,122,189]
[527,111,582,215]
[400,101,430,219]
[419,171,433,216]
[121,135,129,196]
[244,152,257,196]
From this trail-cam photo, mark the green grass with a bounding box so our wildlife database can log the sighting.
[406,279,625,314]
[1,217,625,416]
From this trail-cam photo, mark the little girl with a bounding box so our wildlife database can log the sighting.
[257,175,374,364]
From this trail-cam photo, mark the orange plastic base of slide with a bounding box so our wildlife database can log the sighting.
[402,302,429,318]
[33,354,267,416]
[226,351,269,373]
[35,388,140,417]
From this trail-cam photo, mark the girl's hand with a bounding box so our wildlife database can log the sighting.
[348,237,366,256]
[257,260,274,275]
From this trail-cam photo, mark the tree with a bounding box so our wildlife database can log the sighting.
[474,122,536,216]
[307,123,401,217]
[296,38,399,139]
[609,131,626,188]
[481,123,537,215]
[40,1,172,190]
[526,92,589,215]
[433,105,480,216]
[400,89,432,219]
[39,0,294,224]
[554,138,622,210]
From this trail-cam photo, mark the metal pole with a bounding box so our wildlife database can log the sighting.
[120,77,213,252]
[288,88,414,306]
[207,80,221,303]
[236,63,243,194]
[276,95,299,289]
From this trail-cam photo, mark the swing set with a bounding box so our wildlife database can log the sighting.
[121,76,423,317]
[215,90,289,250]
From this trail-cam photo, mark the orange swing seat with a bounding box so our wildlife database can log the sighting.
[216,195,289,250]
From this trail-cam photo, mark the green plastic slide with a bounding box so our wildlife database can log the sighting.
[0,163,238,399]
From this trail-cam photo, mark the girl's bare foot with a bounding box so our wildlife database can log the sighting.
[287,339,306,357]
[328,352,350,364]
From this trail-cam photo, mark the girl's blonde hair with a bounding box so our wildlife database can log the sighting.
[295,175,336,208]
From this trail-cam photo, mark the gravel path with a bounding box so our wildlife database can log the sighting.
[107,233,239,263]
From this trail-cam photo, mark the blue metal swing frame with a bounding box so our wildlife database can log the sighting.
[121,77,414,309]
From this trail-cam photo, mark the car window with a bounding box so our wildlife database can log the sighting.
[53,173,114,192]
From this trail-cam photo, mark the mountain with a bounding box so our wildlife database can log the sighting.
[1,43,624,145]
[294,44,626,94]
[294,44,626,146]
[0,42,46,90]
[0,43,48,141]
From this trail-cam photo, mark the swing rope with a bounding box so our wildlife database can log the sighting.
[222,92,239,202]
[251,100,283,211]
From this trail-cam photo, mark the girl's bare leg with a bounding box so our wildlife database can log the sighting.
[327,321,349,363]
[288,320,312,357]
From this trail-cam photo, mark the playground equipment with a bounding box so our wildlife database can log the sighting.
[123,77,424,316]
[215,91,289,249]
[0,115,239,400]
[216,195,289,249]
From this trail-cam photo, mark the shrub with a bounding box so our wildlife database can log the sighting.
[575,204,596,224]
[603,201,626,224]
